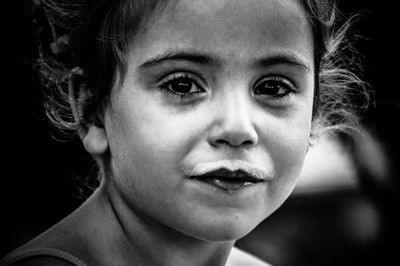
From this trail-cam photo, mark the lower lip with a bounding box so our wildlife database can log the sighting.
[191,177,264,192]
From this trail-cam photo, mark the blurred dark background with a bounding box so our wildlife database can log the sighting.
[1,1,399,265]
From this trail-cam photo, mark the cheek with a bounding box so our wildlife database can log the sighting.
[275,130,309,183]
[260,111,312,202]
[105,95,204,182]
[126,113,199,166]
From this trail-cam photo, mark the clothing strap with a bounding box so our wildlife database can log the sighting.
[0,247,87,266]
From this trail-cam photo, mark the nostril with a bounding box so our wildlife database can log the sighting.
[242,140,254,146]
[208,119,259,148]
[215,139,229,145]
[214,138,254,147]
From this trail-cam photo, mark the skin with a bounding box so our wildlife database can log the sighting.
[56,0,316,265]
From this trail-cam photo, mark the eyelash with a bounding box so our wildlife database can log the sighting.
[158,73,297,104]
[158,72,206,102]
[252,76,297,101]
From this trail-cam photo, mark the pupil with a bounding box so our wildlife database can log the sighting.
[258,81,280,95]
[267,84,279,94]
[173,78,191,93]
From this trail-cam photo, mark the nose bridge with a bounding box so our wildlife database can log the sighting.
[222,88,250,127]
[209,84,258,148]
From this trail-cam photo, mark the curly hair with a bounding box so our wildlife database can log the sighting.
[33,0,370,185]
[299,0,370,138]
[34,0,168,132]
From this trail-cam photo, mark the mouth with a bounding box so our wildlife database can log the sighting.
[183,160,273,192]
[188,169,265,191]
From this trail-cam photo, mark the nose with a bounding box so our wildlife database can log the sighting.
[208,92,258,149]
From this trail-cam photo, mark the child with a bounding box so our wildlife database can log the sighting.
[1,0,368,265]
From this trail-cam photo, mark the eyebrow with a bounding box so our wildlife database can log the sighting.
[252,53,311,72]
[138,50,311,72]
[138,51,222,69]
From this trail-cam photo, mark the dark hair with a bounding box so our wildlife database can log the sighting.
[35,0,167,131]
[298,0,370,138]
[34,0,370,184]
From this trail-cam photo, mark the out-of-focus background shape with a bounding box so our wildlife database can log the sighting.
[238,133,399,265]
[1,1,399,265]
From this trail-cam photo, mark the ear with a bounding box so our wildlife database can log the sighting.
[83,125,109,155]
[68,67,109,155]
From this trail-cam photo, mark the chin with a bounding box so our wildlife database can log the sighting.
[183,212,264,243]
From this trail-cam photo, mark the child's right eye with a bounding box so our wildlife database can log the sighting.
[158,72,206,102]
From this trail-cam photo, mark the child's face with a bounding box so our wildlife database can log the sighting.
[103,0,314,241]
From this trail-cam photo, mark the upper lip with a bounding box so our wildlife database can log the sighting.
[182,160,274,182]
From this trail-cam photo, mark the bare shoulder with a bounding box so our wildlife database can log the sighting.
[10,256,76,266]
[1,212,89,266]
[226,247,272,266]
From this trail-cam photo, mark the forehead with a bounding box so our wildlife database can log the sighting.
[132,0,313,67]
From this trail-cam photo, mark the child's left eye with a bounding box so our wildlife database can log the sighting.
[253,76,296,99]
[158,73,206,101]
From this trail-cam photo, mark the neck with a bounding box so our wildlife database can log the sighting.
[90,181,235,266]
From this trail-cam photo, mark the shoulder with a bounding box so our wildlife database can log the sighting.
[0,248,87,266]
[226,247,272,266]
[6,256,76,266]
